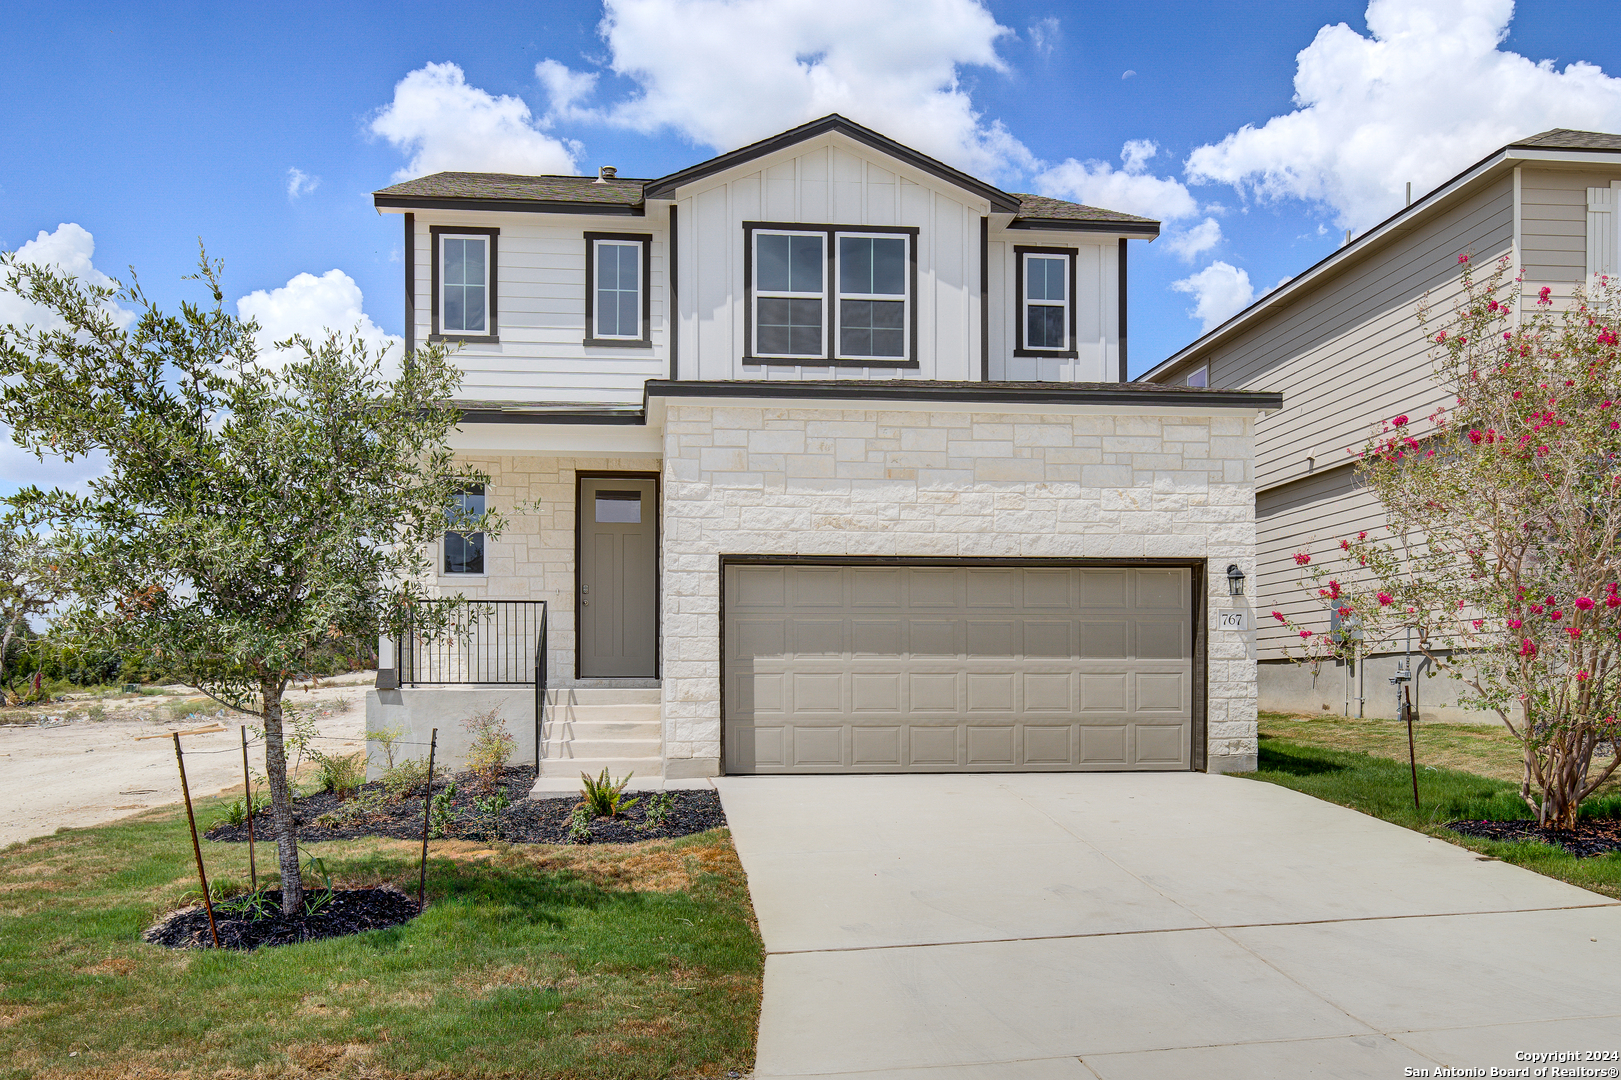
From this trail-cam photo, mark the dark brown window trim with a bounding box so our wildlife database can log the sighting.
[574,471,662,681]
[742,220,920,366]
[583,231,654,348]
[429,225,500,343]
[667,206,679,380]
[979,216,990,382]
[403,213,416,362]
[1117,238,1129,383]
[715,554,1208,776]
[1013,244,1079,359]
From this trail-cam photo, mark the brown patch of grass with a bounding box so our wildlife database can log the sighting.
[80,957,137,977]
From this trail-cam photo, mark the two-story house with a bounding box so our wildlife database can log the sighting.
[364,114,1281,785]
[1139,129,1621,722]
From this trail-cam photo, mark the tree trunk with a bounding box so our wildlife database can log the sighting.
[261,676,303,914]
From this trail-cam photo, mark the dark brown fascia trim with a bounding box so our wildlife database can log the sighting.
[668,205,679,380]
[1117,238,1128,383]
[403,213,416,361]
[643,113,1023,213]
[375,195,645,216]
[1013,245,1079,360]
[1009,218,1161,237]
[583,231,655,348]
[644,380,1282,410]
[458,408,648,426]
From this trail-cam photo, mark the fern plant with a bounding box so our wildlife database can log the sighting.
[579,768,638,818]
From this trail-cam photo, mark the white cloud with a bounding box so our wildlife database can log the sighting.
[1172,261,1255,332]
[539,0,1035,180]
[536,58,600,124]
[1,223,132,334]
[1164,217,1223,261]
[370,62,578,181]
[1027,16,1060,57]
[286,167,319,200]
[1184,0,1621,230]
[1034,139,1198,221]
[236,269,402,377]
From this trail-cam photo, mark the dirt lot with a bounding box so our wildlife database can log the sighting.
[0,673,371,849]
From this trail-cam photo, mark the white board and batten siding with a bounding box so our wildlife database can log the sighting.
[673,136,985,382]
[409,209,669,406]
[986,230,1120,383]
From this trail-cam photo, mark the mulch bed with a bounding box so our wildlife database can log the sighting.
[205,765,727,845]
[145,888,419,950]
[1446,817,1621,857]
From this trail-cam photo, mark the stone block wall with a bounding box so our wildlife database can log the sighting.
[659,403,1262,775]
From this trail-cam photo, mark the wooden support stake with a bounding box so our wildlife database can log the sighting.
[173,734,221,949]
[241,726,257,893]
[418,728,438,914]
[1405,685,1421,813]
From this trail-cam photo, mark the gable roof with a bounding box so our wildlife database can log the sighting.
[641,113,1022,212]
[1137,128,1621,383]
[371,114,1160,235]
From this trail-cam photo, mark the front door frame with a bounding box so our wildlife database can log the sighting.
[575,470,662,680]
[717,554,1208,774]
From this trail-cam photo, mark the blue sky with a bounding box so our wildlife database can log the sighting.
[4,0,1621,448]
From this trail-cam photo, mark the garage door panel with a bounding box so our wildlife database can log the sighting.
[723,564,1194,773]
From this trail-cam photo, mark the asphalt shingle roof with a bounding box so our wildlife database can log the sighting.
[373,172,647,206]
[1512,129,1621,151]
[1011,194,1158,227]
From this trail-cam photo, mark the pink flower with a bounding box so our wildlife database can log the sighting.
[1550,610,1564,621]
[1568,627,1583,639]
[1293,552,1311,566]
[1520,638,1538,657]
[1611,421,1619,431]
[1600,328,1619,346]
[1507,619,1523,629]
[1458,253,1469,264]
[1472,619,1484,630]
[1327,579,1341,599]
[1607,595,1620,609]
[1358,531,1367,540]
[1577,670,1591,680]
[1435,332,1448,344]
[1272,611,1287,623]
[1538,286,1552,306]
[1377,593,1394,606]
[1299,629,1313,639]
[1393,414,1409,426]
[1576,596,1596,611]
[1468,430,1484,444]
[1340,539,1351,551]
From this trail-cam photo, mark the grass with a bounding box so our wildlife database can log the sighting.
[0,796,763,1079]
[1245,724,1621,901]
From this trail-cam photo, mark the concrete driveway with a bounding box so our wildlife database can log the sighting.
[714,773,1621,1080]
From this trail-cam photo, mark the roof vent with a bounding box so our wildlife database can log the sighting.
[595,166,618,184]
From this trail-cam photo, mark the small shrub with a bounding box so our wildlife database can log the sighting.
[382,757,431,801]
[640,791,674,831]
[166,700,201,722]
[429,780,458,838]
[87,703,106,722]
[463,706,516,795]
[473,791,511,842]
[580,768,639,818]
[367,724,408,770]
[566,802,593,844]
[310,750,366,799]
[213,792,268,829]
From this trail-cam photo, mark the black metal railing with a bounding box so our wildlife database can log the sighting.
[397,599,548,686]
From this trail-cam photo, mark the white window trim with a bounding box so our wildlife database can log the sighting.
[439,232,492,337]
[752,228,829,361]
[1021,251,1071,353]
[1186,365,1209,388]
[834,231,912,362]
[592,238,644,341]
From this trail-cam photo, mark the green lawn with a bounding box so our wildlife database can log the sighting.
[1245,728,1621,901]
[0,798,763,1079]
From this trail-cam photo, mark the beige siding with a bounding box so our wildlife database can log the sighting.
[1254,463,1387,661]
[411,210,669,406]
[1199,175,1512,490]
[1519,165,1621,308]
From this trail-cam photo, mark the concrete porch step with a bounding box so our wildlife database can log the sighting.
[528,775,714,799]
[535,756,664,784]
[543,687,661,706]
[543,717,660,737]
[540,738,661,760]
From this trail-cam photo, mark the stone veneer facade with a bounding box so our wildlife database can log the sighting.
[657,401,1261,776]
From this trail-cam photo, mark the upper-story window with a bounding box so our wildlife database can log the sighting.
[1186,366,1209,388]
[1014,246,1077,358]
[443,484,485,575]
[745,222,918,366]
[584,232,652,348]
[430,226,499,343]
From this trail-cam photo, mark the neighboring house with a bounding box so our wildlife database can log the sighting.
[364,114,1280,784]
[1138,129,1621,721]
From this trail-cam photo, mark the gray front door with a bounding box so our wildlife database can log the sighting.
[578,477,658,678]
[723,563,1194,773]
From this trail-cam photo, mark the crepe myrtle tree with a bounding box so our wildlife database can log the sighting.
[1273,253,1621,829]
[0,247,501,913]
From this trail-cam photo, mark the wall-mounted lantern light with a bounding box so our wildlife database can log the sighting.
[1226,564,1246,597]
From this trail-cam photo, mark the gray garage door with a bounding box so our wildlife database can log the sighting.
[723,563,1195,773]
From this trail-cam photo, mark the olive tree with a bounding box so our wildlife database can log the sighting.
[0,249,497,912]
[1274,254,1621,828]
